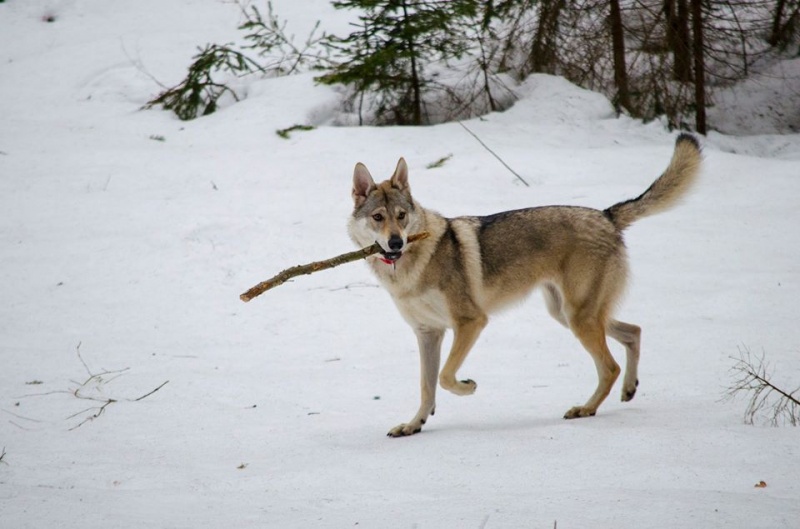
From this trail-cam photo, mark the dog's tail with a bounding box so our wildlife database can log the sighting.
[604,133,702,231]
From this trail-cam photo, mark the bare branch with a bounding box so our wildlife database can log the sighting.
[725,346,799,426]
[456,121,530,187]
[76,341,92,378]
[240,232,429,302]
[67,400,116,431]
[134,380,170,402]
[1,408,43,424]
[18,344,171,430]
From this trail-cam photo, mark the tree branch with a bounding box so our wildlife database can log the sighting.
[240,232,429,302]
[456,121,530,187]
[134,380,170,402]
[725,347,799,426]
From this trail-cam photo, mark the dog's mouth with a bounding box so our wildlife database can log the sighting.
[379,250,403,263]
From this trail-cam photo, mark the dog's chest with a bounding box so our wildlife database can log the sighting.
[391,289,451,329]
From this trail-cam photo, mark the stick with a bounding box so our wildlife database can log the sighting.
[240,232,430,302]
[134,380,170,402]
[457,120,530,187]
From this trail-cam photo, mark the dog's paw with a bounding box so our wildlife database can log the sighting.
[457,378,477,395]
[563,406,597,419]
[387,421,424,438]
[621,379,639,402]
[440,377,477,396]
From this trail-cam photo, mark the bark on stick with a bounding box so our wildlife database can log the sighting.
[240,232,429,302]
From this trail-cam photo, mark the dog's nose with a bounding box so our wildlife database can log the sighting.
[388,235,404,251]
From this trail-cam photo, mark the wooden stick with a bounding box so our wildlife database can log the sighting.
[239,232,429,302]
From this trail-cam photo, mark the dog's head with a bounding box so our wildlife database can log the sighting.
[348,158,420,264]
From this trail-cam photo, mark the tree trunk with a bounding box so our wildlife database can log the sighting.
[401,0,423,125]
[609,0,632,114]
[529,0,564,74]
[769,0,791,48]
[691,0,706,134]
[667,0,693,82]
[769,0,787,46]
[665,0,676,50]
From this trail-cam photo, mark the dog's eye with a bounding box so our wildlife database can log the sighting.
[397,211,406,220]
[372,213,384,222]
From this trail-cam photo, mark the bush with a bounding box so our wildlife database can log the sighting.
[145,1,328,121]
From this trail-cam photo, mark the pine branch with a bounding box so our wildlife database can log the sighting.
[240,232,429,302]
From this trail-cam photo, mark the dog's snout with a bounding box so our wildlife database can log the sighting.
[388,235,404,251]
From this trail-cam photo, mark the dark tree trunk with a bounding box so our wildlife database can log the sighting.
[529,0,565,74]
[401,0,423,125]
[665,0,676,49]
[769,0,787,46]
[691,0,706,134]
[609,0,632,114]
[667,0,693,82]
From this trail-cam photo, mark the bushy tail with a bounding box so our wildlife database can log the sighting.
[604,133,702,231]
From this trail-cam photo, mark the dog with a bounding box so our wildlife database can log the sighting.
[348,134,701,437]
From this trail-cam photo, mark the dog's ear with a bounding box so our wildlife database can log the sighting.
[390,157,409,191]
[352,163,376,207]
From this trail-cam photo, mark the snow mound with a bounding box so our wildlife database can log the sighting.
[708,57,800,135]
[230,73,341,127]
[495,74,617,124]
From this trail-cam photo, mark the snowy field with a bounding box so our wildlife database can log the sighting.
[1,1,799,528]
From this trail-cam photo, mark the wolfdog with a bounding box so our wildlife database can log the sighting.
[348,134,701,437]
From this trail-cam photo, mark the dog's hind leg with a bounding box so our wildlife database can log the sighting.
[438,315,488,396]
[606,319,641,402]
[564,313,621,419]
[543,283,569,328]
[388,327,444,437]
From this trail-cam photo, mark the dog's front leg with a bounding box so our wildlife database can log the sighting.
[438,315,487,396]
[387,327,444,437]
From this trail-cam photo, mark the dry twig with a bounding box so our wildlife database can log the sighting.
[725,347,799,426]
[134,380,170,402]
[240,232,429,302]
[457,121,530,187]
[16,342,170,431]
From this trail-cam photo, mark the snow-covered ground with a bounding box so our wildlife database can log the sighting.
[1,1,798,528]
[708,56,800,136]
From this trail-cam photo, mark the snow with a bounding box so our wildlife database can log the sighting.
[1,1,799,528]
[708,56,800,136]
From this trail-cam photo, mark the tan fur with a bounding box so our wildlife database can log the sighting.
[348,134,702,436]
